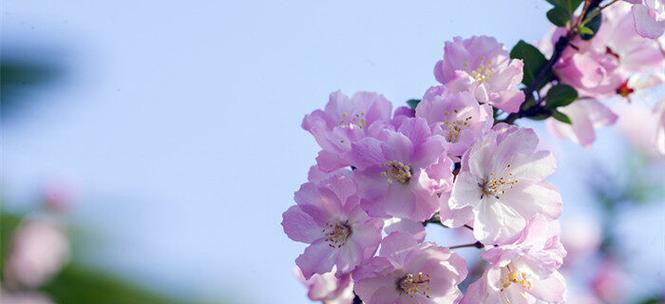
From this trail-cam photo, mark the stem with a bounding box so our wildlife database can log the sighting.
[449,241,484,250]
[423,213,451,228]
[498,0,610,125]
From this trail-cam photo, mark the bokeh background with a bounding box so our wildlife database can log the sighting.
[2,1,663,303]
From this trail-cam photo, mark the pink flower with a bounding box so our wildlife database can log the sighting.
[600,2,665,74]
[626,0,665,38]
[449,126,562,244]
[416,86,494,157]
[353,232,467,304]
[350,117,454,221]
[0,291,53,304]
[546,99,618,147]
[383,217,427,243]
[590,258,625,303]
[392,106,416,129]
[282,173,383,279]
[549,3,665,97]
[560,216,601,264]
[553,37,624,97]
[461,266,566,304]
[302,91,393,172]
[480,215,566,275]
[434,36,525,113]
[294,267,355,304]
[4,218,70,288]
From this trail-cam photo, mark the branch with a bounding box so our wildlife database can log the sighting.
[499,0,605,125]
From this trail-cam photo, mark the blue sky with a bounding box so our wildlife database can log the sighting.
[2,1,663,303]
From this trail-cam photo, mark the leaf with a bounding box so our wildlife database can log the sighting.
[546,84,578,108]
[42,264,191,304]
[581,10,602,40]
[406,99,420,110]
[551,110,572,124]
[545,0,583,14]
[509,40,550,88]
[578,26,594,35]
[547,7,570,27]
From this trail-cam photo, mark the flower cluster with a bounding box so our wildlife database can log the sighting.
[283,1,663,303]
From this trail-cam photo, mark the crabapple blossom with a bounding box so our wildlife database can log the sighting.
[547,2,665,98]
[461,264,566,304]
[383,217,426,243]
[416,86,494,157]
[4,217,70,288]
[463,215,567,304]
[283,3,665,302]
[282,173,383,279]
[590,258,626,303]
[480,215,566,275]
[350,117,454,221]
[294,267,355,304]
[353,232,467,304]
[434,36,525,113]
[302,91,393,172]
[625,0,665,38]
[546,99,618,147]
[449,125,562,244]
[0,290,54,304]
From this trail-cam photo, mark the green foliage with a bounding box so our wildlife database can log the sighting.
[546,0,583,14]
[545,0,582,26]
[547,7,570,27]
[0,210,203,304]
[580,10,602,40]
[406,99,420,110]
[510,40,551,89]
[546,84,578,108]
[0,58,64,120]
[0,211,23,278]
[42,264,182,304]
[551,110,572,124]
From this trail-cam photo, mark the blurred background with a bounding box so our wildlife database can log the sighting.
[1,1,663,303]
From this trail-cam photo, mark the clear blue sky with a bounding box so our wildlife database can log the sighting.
[2,1,663,303]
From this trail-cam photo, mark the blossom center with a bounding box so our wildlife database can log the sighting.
[500,265,534,291]
[323,221,352,248]
[470,62,493,84]
[445,118,473,144]
[382,161,413,184]
[397,272,431,298]
[479,164,518,199]
[340,112,367,128]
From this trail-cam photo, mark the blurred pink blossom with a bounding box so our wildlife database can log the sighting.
[4,218,70,288]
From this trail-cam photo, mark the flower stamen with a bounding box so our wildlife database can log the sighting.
[323,221,352,248]
[397,272,432,298]
[381,161,412,184]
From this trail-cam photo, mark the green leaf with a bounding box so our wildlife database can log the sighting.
[546,0,583,14]
[581,11,602,40]
[509,40,550,88]
[406,99,420,110]
[42,264,188,304]
[551,110,572,124]
[547,7,570,27]
[578,26,594,35]
[529,114,551,121]
[546,84,578,108]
